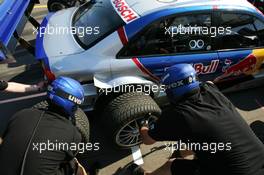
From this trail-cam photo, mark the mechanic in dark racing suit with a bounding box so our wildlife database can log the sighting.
[0,77,88,175]
[120,64,264,175]
[0,80,46,145]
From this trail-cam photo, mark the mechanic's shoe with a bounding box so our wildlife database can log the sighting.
[113,164,144,175]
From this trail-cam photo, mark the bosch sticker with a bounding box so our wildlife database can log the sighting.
[111,0,139,24]
[194,60,219,75]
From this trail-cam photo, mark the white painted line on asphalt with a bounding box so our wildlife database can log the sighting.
[0,92,46,105]
[131,146,144,165]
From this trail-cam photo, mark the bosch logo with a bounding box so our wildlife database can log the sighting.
[112,0,139,23]
[189,40,204,50]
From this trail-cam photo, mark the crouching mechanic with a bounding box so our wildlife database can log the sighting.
[0,77,88,175]
[125,64,264,175]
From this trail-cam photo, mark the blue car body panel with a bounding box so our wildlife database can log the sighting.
[137,50,256,82]
[0,0,30,44]
[35,13,54,67]
[35,12,56,80]
[0,0,35,61]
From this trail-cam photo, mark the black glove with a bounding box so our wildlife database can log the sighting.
[0,80,8,91]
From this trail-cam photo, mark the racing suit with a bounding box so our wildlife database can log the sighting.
[0,105,82,175]
[148,82,264,175]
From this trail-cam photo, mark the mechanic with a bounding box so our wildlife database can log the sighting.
[0,79,45,93]
[120,64,264,175]
[0,80,46,144]
[0,77,88,175]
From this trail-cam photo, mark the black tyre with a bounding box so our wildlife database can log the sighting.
[75,108,90,143]
[33,101,90,143]
[102,92,161,148]
[47,0,71,12]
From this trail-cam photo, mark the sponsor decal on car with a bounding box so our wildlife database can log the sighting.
[111,0,139,24]
[194,60,219,75]
[132,57,160,81]
[215,49,264,81]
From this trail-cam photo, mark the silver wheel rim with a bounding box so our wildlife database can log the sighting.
[50,2,66,11]
[115,115,158,148]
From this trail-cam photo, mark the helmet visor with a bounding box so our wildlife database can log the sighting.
[48,86,84,105]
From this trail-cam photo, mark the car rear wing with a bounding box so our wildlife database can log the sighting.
[0,0,40,62]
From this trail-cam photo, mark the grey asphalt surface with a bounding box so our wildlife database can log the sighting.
[1,1,264,175]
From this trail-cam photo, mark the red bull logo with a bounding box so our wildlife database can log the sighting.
[215,54,257,81]
[194,60,219,75]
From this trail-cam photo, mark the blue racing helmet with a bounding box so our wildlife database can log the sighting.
[47,77,85,117]
[161,64,200,101]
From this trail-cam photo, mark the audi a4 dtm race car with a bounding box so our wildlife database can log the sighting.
[36,0,264,148]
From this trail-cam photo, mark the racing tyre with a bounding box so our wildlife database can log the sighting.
[48,0,71,12]
[33,101,90,143]
[102,92,161,148]
[75,108,90,143]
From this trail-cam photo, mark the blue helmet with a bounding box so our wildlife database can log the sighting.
[161,64,200,101]
[47,77,85,117]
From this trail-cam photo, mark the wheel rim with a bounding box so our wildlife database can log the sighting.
[115,115,158,148]
[50,2,66,11]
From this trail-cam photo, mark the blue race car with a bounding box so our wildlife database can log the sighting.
[36,0,264,148]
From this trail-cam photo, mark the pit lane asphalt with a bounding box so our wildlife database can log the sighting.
[1,1,264,174]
